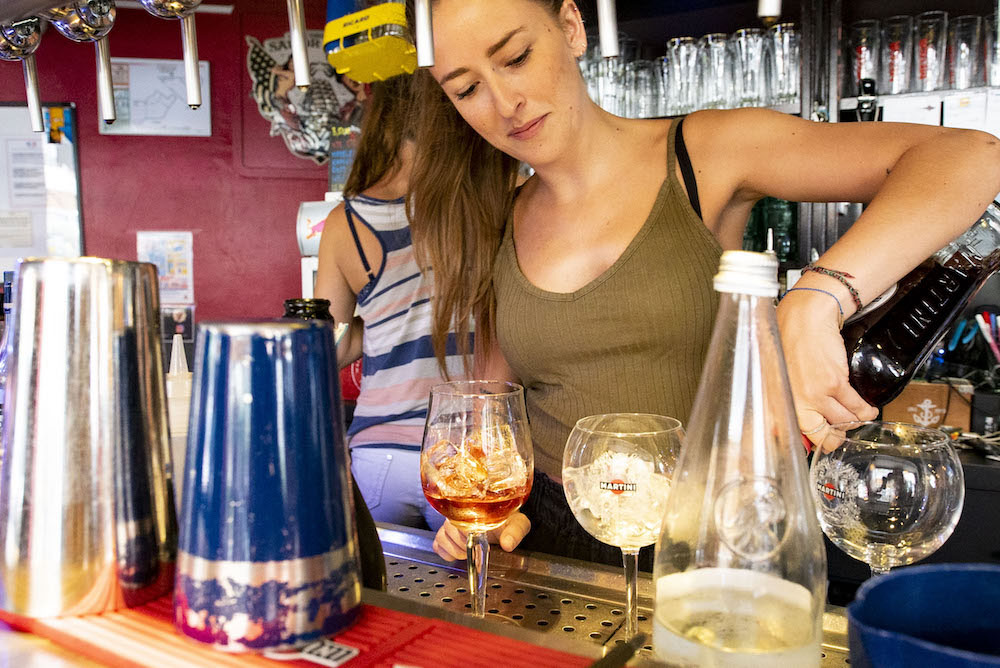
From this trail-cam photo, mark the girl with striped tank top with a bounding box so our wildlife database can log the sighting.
[403,0,1000,565]
[314,74,468,531]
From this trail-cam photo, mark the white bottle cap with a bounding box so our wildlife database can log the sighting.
[166,334,192,404]
[713,250,780,297]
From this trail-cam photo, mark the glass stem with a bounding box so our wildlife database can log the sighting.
[622,548,640,639]
[467,530,489,617]
[870,565,890,577]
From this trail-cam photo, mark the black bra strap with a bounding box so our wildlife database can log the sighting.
[675,117,703,220]
[345,202,376,282]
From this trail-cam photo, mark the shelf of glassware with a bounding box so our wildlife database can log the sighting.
[839,85,1000,112]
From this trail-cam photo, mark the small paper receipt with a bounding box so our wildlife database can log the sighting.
[263,639,360,667]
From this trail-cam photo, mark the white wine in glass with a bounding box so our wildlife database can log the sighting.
[563,413,683,639]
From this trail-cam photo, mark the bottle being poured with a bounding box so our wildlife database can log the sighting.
[843,201,1000,406]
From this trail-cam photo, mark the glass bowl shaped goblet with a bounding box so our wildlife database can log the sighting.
[810,421,964,576]
[562,413,684,639]
[420,381,533,617]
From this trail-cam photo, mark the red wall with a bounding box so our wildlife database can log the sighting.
[0,1,332,320]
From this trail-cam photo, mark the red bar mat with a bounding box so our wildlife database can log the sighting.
[0,597,593,668]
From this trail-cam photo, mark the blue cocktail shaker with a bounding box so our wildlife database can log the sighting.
[174,320,361,652]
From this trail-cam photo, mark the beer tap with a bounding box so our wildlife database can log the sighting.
[286,0,309,89]
[0,18,44,132]
[138,0,202,109]
[596,0,618,58]
[44,1,117,123]
[414,0,432,67]
[757,0,781,28]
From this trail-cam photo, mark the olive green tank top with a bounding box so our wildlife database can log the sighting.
[493,120,722,479]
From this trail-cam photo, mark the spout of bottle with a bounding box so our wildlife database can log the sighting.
[169,333,189,375]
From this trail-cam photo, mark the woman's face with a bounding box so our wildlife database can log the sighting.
[428,0,588,166]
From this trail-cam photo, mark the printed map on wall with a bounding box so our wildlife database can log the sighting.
[99,58,211,137]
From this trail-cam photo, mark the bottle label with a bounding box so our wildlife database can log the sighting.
[600,480,637,495]
[811,458,861,530]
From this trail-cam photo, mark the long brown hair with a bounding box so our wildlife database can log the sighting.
[405,0,562,373]
[343,74,412,198]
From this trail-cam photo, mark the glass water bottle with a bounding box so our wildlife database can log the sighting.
[653,251,826,667]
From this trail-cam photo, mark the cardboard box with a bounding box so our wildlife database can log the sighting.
[882,379,974,430]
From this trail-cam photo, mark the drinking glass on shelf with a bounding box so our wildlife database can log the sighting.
[562,413,683,640]
[625,60,659,119]
[987,13,1000,87]
[420,381,533,618]
[697,32,732,109]
[597,55,624,116]
[730,27,770,107]
[916,10,948,91]
[666,36,699,115]
[848,19,881,97]
[769,23,800,106]
[810,421,964,577]
[658,55,674,116]
[949,15,985,90]
[881,15,914,94]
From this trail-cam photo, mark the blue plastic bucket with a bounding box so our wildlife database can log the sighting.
[848,564,1000,667]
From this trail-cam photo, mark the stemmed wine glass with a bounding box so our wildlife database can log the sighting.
[420,381,533,618]
[562,413,684,639]
[810,421,965,576]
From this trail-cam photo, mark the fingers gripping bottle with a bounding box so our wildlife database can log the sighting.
[653,251,826,667]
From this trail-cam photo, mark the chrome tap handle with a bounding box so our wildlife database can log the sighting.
[596,0,618,58]
[23,53,44,132]
[138,0,202,107]
[415,0,433,68]
[180,13,200,108]
[44,2,117,122]
[286,0,309,89]
[95,35,114,122]
[0,18,44,132]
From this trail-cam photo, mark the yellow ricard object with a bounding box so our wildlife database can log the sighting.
[324,2,416,82]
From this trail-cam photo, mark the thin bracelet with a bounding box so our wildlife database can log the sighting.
[802,264,863,312]
[781,287,844,328]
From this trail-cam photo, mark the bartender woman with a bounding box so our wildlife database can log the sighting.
[403,0,1000,564]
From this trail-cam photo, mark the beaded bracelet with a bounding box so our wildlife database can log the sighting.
[802,264,863,312]
[781,287,845,328]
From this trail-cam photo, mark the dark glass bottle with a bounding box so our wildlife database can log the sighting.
[843,202,1000,406]
[281,297,387,591]
[0,271,14,431]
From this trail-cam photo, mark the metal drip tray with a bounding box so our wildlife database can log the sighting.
[376,525,850,666]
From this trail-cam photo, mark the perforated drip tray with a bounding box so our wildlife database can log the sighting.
[376,525,850,666]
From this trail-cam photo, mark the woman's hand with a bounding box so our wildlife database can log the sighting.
[431,513,531,561]
[777,288,877,447]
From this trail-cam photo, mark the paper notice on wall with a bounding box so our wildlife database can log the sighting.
[881,95,941,125]
[100,58,211,137]
[0,211,34,248]
[6,139,46,208]
[136,231,194,304]
[942,90,989,133]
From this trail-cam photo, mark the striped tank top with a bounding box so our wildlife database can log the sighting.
[346,195,467,450]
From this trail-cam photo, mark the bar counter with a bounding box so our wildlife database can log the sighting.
[0,523,851,667]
